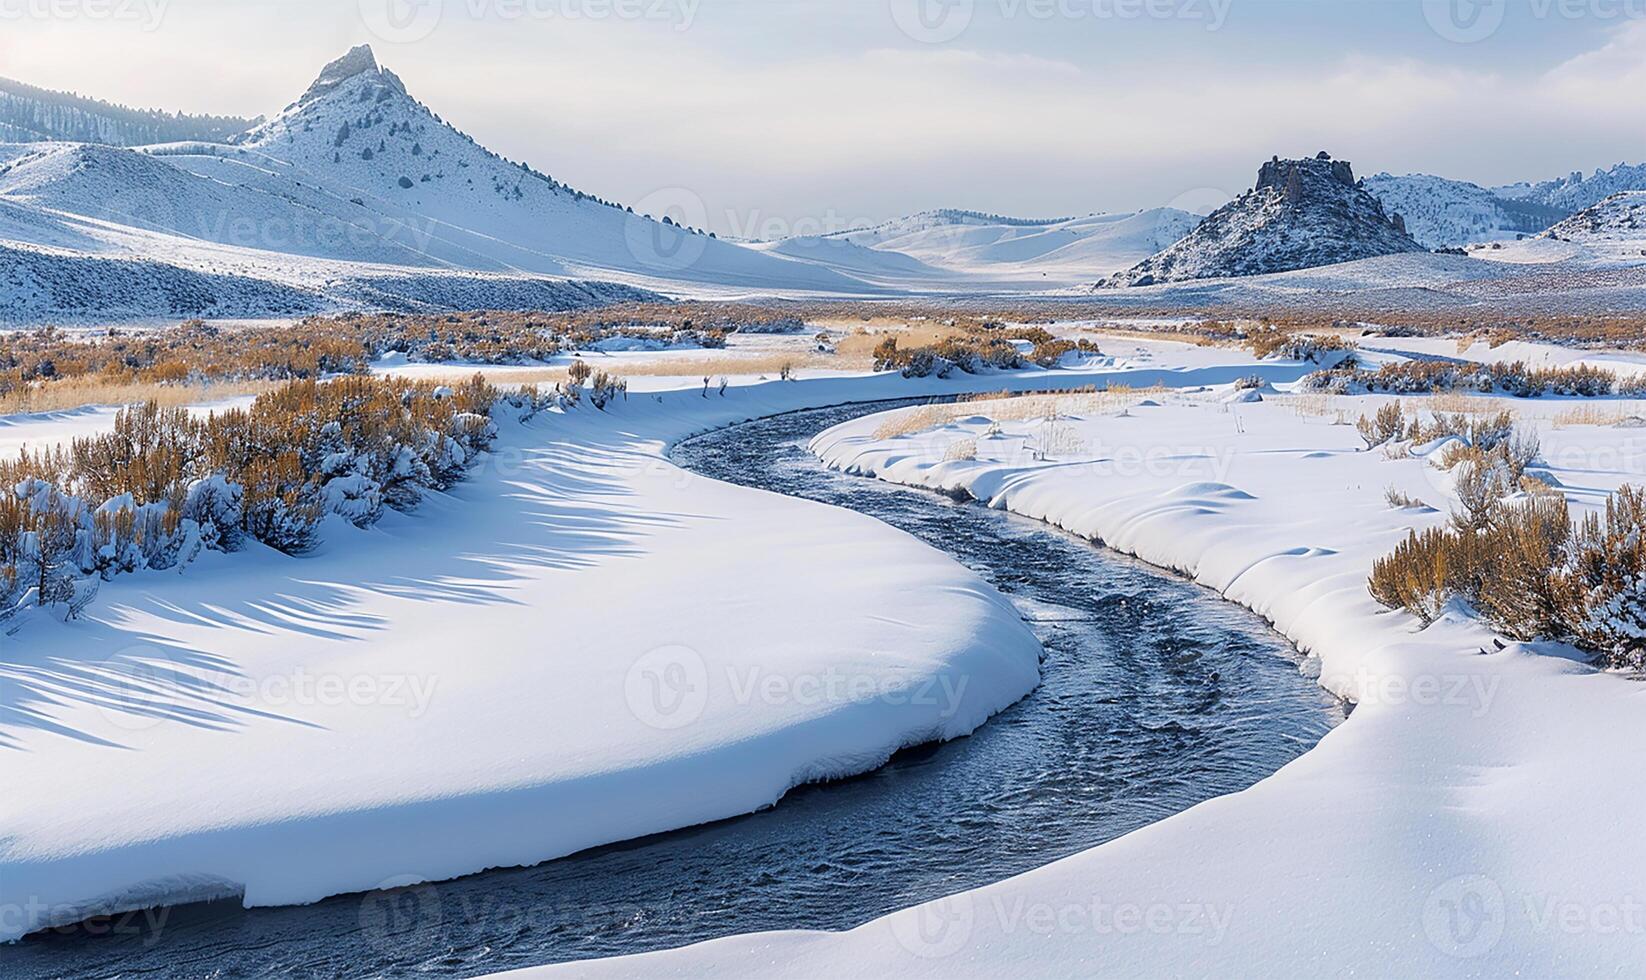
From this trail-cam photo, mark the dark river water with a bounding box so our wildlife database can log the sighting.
[2,399,1342,979]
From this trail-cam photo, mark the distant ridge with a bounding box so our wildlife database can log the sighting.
[0,76,258,146]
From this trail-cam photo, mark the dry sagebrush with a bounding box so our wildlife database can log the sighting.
[0,372,582,627]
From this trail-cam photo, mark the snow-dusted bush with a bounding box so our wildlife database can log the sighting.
[872,335,1026,379]
[1370,482,1646,669]
[184,475,244,552]
[1557,487,1646,669]
[1313,359,1633,399]
[0,372,546,625]
[1356,403,1406,448]
[1245,327,1356,363]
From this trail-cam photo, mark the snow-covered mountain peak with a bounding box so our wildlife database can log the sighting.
[298,44,405,107]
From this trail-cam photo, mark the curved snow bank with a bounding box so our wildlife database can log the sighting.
[4,364,1257,942]
[510,390,1646,976]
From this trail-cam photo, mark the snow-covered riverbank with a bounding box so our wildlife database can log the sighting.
[511,382,1646,976]
[0,353,1306,943]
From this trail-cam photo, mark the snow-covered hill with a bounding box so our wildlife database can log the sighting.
[825,207,1200,284]
[0,46,884,322]
[1547,190,1646,241]
[1523,191,1646,268]
[758,234,952,284]
[1105,153,1426,287]
[1496,162,1646,213]
[1363,172,1567,248]
[212,46,866,292]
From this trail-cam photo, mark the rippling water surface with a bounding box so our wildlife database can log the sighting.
[3,399,1341,979]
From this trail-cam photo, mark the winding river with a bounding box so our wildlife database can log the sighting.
[2,399,1341,979]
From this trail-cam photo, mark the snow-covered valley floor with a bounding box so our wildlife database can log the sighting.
[10,329,1646,976]
[0,349,1305,949]
[498,362,1646,976]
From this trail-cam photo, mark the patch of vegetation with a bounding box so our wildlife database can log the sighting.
[870,324,1099,378]
[1370,486,1646,670]
[0,371,603,627]
[1311,359,1643,398]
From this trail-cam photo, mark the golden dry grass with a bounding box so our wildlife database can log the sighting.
[832,321,968,361]
[1408,392,1511,417]
[1277,391,1349,421]
[382,350,864,387]
[0,378,280,416]
[1551,404,1622,428]
[870,385,1167,440]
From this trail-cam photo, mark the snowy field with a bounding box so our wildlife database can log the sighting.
[496,351,1646,976]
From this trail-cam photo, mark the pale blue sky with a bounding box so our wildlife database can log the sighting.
[2,0,1643,234]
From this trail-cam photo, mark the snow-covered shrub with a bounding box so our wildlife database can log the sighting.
[1314,359,1630,400]
[1245,327,1356,363]
[184,475,244,552]
[236,452,325,555]
[872,334,1025,378]
[0,478,96,617]
[587,371,627,410]
[1556,487,1646,669]
[1370,481,1646,668]
[321,472,385,528]
[1356,403,1407,448]
[731,316,806,335]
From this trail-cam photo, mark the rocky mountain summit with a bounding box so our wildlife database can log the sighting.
[1103,152,1426,287]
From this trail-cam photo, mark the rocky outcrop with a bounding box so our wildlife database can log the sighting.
[1103,152,1426,287]
[1543,191,1646,243]
[297,45,405,106]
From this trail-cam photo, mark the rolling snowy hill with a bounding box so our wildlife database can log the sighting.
[1363,172,1568,248]
[824,207,1201,284]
